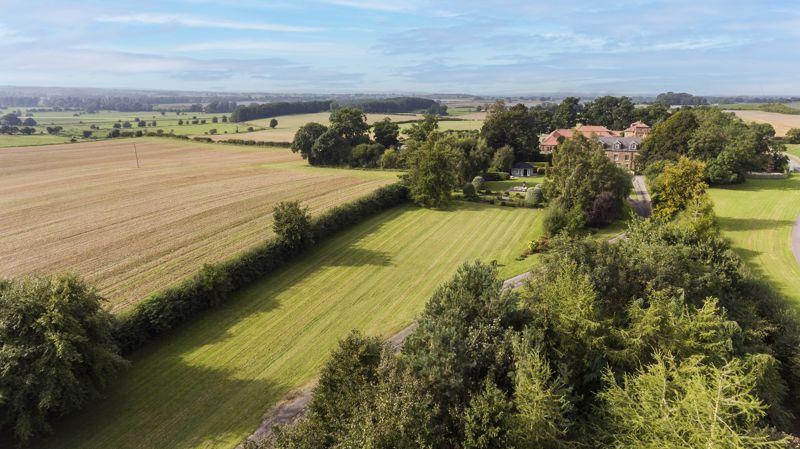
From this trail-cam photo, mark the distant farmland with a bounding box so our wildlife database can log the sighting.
[727,110,800,136]
[0,138,397,312]
[209,111,485,143]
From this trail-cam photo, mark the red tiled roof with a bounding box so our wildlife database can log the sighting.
[624,121,651,132]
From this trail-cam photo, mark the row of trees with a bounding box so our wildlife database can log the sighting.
[478,98,674,167]
[261,193,800,447]
[638,107,789,184]
[233,97,446,123]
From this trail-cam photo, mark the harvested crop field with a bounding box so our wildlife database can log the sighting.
[728,110,800,136]
[210,112,426,143]
[0,138,398,312]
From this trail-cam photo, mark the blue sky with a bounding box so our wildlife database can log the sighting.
[1,0,798,95]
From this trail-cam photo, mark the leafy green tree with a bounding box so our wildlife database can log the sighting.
[404,114,439,142]
[633,102,672,126]
[0,274,126,442]
[463,381,513,449]
[451,136,492,184]
[551,97,581,129]
[22,117,37,127]
[524,184,543,207]
[338,355,437,449]
[403,136,460,207]
[306,331,383,445]
[269,118,278,129]
[490,145,515,172]
[650,156,708,219]
[402,261,520,445]
[379,147,403,169]
[0,113,22,126]
[311,129,351,166]
[351,143,385,168]
[786,128,800,144]
[272,201,313,250]
[542,134,632,232]
[462,182,477,199]
[291,122,328,163]
[330,108,369,146]
[597,354,786,449]
[636,110,699,170]
[510,339,574,448]
[372,118,400,148]
[481,103,540,161]
[580,96,635,130]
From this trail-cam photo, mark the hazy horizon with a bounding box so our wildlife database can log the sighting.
[1,0,799,95]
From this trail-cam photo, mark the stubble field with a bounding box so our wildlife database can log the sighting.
[728,110,800,136]
[0,138,398,312]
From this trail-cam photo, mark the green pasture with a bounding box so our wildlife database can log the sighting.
[40,202,542,449]
[710,176,800,307]
[786,144,800,159]
[0,109,261,145]
[0,134,74,147]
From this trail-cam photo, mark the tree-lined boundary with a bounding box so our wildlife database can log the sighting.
[114,183,409,353]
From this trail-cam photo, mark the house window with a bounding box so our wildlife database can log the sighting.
[613,154,618,161]
[624,154,630,161]
[630,143,637,150]
[614,141,621,150]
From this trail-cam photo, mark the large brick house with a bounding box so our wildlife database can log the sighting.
[538,122,648,171]
[597,136,643,170]
[538,125,618,154]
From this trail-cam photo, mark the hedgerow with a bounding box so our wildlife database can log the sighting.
[113,183,408,353]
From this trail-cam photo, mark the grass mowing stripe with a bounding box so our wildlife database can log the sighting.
[40,202,541,449]
[709,176,800,308]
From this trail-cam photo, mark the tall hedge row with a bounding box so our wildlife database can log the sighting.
[113,183,409,353]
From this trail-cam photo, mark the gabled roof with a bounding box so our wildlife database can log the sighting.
[597,136,643,151]
[624,121,651,132]
[512,162,535,169]
[540,125,617,147]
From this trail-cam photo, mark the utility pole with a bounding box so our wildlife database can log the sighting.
[133,143,140,168]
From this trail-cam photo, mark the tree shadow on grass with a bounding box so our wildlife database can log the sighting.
[321,245,393,267]
[36,357,287,449]
[717,216,795,232]
[716,178,800,192]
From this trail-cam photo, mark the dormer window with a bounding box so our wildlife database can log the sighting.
[630,142,637,150]
[614,141,622,150]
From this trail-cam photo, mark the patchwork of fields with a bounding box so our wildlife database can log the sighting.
[210,112,423,143]
[0,109,263,147]
[208,111,485,143]
[710,176,800,307]
[0,138,398,312]
[39,203,543,449]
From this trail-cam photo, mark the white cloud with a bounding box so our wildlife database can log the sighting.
[0,24,35,45]
[95,13,323,33]
[172,40,338,53]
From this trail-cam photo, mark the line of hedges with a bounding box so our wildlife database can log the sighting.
[216,139,292,148]
[113,183,409,353]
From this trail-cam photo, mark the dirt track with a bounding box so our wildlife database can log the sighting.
[0,138,395,312]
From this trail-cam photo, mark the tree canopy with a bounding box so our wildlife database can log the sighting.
[0,274,126,442]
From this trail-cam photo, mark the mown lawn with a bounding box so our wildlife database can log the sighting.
[484,178,542,192]
[709,176,800,307]
[787,144,800,159]
[40,202,542,449]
